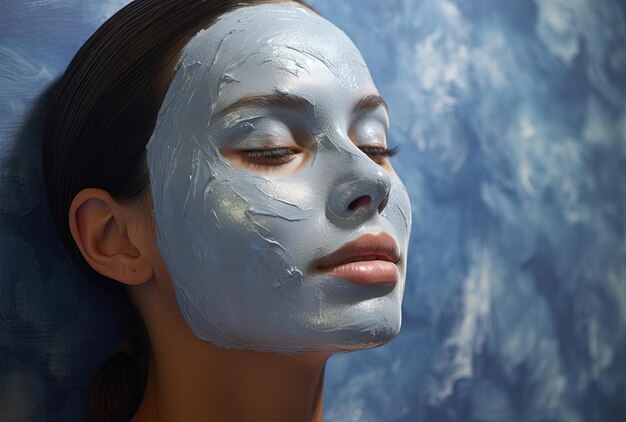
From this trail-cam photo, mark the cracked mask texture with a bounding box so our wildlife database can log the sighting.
[146,3,412,353]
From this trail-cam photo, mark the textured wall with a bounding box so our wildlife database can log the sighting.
[1,0,625,421]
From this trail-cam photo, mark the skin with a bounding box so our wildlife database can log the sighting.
[68,3,411,421]
[70,189,326,421]
[146,1,411,354]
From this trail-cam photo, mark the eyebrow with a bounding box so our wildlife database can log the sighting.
[354,94,388,115]
[214,92,314,118]
[213,92,388,118]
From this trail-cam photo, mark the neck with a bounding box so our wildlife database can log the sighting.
[133,348,328,422]
[131,284,329,422]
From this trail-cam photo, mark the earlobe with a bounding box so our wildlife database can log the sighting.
[69,188,154,286]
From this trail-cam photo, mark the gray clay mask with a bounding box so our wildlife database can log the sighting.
[146,3,412,353]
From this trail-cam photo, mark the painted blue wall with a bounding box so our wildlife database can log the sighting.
[1,0,625,420]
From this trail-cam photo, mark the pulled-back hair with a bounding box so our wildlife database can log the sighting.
[42,0,305,420]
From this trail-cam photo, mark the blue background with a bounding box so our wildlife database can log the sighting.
[1,0,625,420]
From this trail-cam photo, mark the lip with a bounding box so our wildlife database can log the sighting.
[311,232,401,285]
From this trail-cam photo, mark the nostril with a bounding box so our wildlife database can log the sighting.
[348,195,372,211]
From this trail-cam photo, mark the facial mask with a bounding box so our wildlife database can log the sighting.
[146,3,412,353]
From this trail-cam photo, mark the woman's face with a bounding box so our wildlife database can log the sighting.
[146,2,412,353]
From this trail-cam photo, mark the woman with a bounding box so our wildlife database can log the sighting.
[43,0,412,420]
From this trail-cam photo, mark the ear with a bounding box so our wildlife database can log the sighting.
[69,188,154,285]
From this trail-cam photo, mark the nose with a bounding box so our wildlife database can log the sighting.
[327,164,392,222]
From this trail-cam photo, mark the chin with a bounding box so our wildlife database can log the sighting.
[204,304,403,355]
[328,324,402,353]
[181,283,405,355]
[330,314,402,353]
[295,297,404,354]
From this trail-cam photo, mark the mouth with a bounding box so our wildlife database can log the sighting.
[311,232,401,285]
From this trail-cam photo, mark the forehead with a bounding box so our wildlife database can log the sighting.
[171,2,376,115]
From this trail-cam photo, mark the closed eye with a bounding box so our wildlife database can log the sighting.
[241,147,298,165]
[359,145,399,158]
[243,145,398,162]
[229,145,398,172]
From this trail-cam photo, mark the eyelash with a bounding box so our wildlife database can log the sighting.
[244,148,296,161]
[359,145,399,158]
[241,145,399,167]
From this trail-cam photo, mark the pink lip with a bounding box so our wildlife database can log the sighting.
[311,232,401,285]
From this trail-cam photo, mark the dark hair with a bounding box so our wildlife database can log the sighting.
[42,0,305,420]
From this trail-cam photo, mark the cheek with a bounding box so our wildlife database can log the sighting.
[228,177,326,266]
[384,179,412,238]
[203,181,254,233]
[202,178,307,288]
